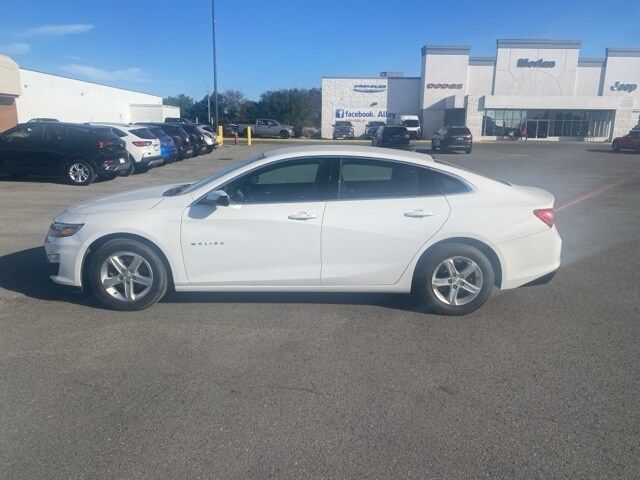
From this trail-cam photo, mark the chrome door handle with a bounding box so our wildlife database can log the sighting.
[404,209,434,218]
[288,212,317,220]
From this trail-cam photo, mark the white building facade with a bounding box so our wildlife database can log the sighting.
[321,39,640,140]
[0,55,179,132]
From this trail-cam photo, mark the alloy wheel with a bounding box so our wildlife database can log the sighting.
[68,163,90,183]
[431,256,483,306]
[99,251,154,302]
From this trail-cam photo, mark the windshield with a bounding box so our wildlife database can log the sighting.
[335,121,352,127]
[181,154,266,195]
[402,120,420,127]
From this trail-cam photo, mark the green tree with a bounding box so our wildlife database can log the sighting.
[162,94,194,117]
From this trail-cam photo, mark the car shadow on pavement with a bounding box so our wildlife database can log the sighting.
[0,247,420,312]
[0,247,98,307]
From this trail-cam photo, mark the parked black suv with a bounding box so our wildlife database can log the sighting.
[333,121,354,140]
[175,123,207,155]
[431,125,473,153]
[0,122,129,185]
[137,123,193,159]
[372,125,412,150]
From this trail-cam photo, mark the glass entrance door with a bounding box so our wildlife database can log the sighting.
[525,120,549,138]
[537,120,549,138]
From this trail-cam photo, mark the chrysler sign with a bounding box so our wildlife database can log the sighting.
[517,58,556,68]
[353,84,386,93]
[426,83,463,89]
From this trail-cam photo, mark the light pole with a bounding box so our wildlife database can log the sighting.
[206,88,211,124]
[211,0,219,128]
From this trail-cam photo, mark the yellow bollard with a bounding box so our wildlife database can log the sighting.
[247,126,252,146]
[217,125,223,146]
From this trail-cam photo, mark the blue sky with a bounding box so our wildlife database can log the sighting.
[1,0,638,100]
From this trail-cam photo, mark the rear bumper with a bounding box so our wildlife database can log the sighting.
[100,156,131,173]
[497,226,562,290]
[443,140,472,149]
[139,155,163,168]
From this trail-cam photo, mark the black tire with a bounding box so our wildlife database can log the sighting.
[279,130,290,139]
[431,143,438,152]
[88,238,168,311]
[64,159,96,186]
[120,157,135,176]
[414,243,494,316]
[612,141,620,152]
[465,147,472,154]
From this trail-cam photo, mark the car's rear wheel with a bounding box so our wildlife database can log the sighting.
[465,147,472,154]
[64,160,96,186]
[119,156,135,176]
[612,140,620,152]
[415,243,494,315]
[280,130,290,139]
[88,238,168,311]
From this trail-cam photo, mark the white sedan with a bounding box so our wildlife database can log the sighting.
[44,146,561,315]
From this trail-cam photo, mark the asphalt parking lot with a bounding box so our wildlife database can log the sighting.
[1,140,639,479]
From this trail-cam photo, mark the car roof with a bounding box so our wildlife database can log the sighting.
[264,145,434,165]
[24,121,108,130]
[90,123,149,131]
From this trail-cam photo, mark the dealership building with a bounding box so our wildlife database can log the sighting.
[0,55,178,132]
[321,39,640,140]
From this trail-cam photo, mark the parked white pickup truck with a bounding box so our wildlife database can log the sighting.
[237,119,295,138]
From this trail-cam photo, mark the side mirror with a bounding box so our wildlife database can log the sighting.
[199,190,229,207]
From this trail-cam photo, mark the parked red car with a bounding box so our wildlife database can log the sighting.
[612,130,640,152]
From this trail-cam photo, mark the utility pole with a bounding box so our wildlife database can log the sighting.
[206,88,211,124]
[211,0,219,128]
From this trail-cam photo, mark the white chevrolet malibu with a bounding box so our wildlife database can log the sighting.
[44,146,561,315]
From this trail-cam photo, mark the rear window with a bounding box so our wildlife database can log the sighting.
[130,128,155,139]
[382,126,408,136]
[335,121,352,127]
[448,127,471,135]
[149,127,165,137]
[402,120,420,127]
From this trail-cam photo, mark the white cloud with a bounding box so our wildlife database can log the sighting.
[18,24,94,38]
[0,42,30,55]
[60,63,152,83]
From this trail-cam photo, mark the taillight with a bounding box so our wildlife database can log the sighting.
[534,208,555,227]
[132,140,152,147]
[95,140,113,149]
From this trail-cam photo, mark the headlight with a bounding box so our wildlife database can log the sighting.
[48,222,84,238]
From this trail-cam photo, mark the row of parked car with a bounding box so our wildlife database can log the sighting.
[0,118,217,185]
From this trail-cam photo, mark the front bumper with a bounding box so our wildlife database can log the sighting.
[45,234,83,287]
[443,140,472,150]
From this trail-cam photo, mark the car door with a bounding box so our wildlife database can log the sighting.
[321,157,451,286]
[0,124,44,173]
[254,120,268,136]
[40,124,70,174]
[267,120,279,136]
[181,157,334,286]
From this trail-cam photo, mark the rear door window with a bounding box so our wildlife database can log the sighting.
[43,124,67,143]
[130,128,155,139]
[338,158,446,200]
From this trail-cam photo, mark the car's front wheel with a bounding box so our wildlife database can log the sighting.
[415,243,494,315]
[280,130,290,139]
[88,238,168,311]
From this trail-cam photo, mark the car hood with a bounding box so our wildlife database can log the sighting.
[64,184,181,216]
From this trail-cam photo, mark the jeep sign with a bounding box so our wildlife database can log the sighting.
[610,81,638,93]
[517,58,556,68]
